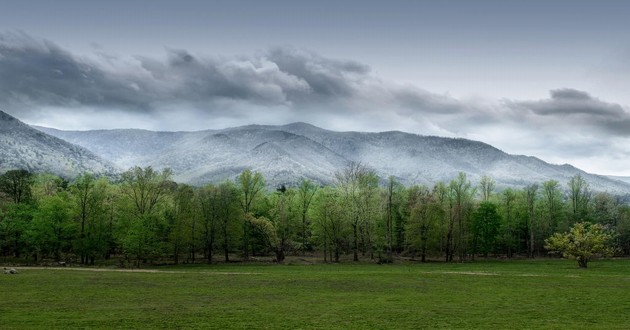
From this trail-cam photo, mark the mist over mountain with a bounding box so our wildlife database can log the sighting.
[0,111,118,178]
[33,120,630,194]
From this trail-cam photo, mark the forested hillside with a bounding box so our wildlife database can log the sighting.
[0,111,118,178]
[1,165,628,266]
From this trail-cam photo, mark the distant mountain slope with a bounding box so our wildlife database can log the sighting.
[34,121,630,193]
[608,176,630,185]
[0,111,118,178]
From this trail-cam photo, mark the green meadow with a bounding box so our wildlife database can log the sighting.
[2,259,630,329]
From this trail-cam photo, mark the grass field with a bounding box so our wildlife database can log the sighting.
[2,259,630,329]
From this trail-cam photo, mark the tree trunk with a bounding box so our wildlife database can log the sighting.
[352,223,359,261]
[578,257,588,268]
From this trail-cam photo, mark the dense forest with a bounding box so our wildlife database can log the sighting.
[1,163,629,266]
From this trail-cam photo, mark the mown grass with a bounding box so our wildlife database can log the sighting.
[2,259,630,329]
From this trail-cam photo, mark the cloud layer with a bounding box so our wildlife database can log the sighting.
[1,32,629,175]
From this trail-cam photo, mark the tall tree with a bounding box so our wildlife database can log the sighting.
[406,187,444,262]
[168,184,195,265]
[217,181,241,262]
[524,184,539,258]
[501,188,516,258]
[237,169,265,259]
[335,162,378,261]
[383,176,403,262]
[71,174,110,264]
[28,193,76,261]
[541,180,564,236]
[472,201,501,258]
[479,175,496,202]
[119,166,173,266]
[450,172,475,262]
[568,174,591,223]
[296,179,317,254]
[198,184,219,264]
[312,187,346,262]
[0,169,33,204]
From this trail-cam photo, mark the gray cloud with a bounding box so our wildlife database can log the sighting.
[0,32,151,111]
[506,88,630,136]
[0,33,466,120]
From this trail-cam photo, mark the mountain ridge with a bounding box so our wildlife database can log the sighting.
[30,119,630,194]
[0,111,119,178]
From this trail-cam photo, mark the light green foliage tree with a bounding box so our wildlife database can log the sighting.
[545,222,615,268]
[217,181,242,262]
[237,169,265,259]
[500,188,516,258]
[478,175,495,202]
[449,172,475,262]
[568,174,591,223]
[472,201,501,258]
[335,162,378,261]
[312,186,346,262]
[382,176,404,262]
[119,166,173,266]
[71,174,109,264]
[541,180,565,236]
[524,184,539,257]
[266,188,298,262]
[296,179,317,254]
[33,173,67,199]
[27,193,76,261]
[591,192,620,227]
[406,186,444,262]
[197,184,219,264]
[168,184,195,265]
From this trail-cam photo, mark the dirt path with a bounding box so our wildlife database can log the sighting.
[13,266,262,275]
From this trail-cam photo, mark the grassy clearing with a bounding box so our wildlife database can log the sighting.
[2,259,630,329]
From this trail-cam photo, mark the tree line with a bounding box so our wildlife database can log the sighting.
[0,164,628,266]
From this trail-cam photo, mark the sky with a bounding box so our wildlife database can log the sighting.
[1,0,629,176]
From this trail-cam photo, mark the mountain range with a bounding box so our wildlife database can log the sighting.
[0,111,117,178]
[7,113,622,194]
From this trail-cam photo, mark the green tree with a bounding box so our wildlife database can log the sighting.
[119,166,173,266]
[449,172,475,262]
[237,169,265,259]
[478,175,495,202]
[0,169,34,204]
[500,188,516,258]
[168,184,195,265]
[541,180,565,236]
[406,186,444,262]
[71,174,110,264]
[472,201,501,258]
[545,222,615,268]
[524,184,539,258]
[217,181,242,262]
[312,186,346,262]
[27,194,76,261]
[296,179,317,254]
[568,174,591,223]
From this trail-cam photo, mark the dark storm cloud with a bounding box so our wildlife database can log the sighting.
[2,32,630,142]
[0,33,468,118]
[507,88,630,136]
[0,32,151,110]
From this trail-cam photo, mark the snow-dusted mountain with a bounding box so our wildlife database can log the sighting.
[0,111,118,178]
[33,121,630,194]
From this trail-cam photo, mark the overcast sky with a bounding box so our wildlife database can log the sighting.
[1,0,630,176]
